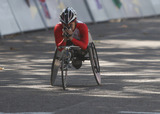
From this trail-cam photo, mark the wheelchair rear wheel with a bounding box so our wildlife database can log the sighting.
[51,49,60,86]
[89,43,101,85]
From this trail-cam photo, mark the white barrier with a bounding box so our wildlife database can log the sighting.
[101,0,126,19]
[35,0,92,28]
[8,0,45,32]
[0,0,160,36]
[121,0,142,18]
[138,0,155,17]
[150,0,160,15]
[0,0,20,35]
[35,0,61,28]
[86,0,109,22]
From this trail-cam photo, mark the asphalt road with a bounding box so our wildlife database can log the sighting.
[1,17,160,114]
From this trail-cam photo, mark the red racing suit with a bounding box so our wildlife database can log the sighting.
[54,21,89,51]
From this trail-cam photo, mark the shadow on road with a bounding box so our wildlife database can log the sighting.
[1,18,160,113]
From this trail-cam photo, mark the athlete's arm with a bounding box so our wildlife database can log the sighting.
[71,24,89,50]
[54,24,66,50]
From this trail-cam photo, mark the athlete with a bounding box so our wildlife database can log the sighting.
[52,7,101,85]
[54,7,89,51]
[53,7,89,69]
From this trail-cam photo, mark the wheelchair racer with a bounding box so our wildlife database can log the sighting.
[54,7,89,69]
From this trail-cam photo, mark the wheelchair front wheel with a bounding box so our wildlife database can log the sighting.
[61,53,68,90]
[89,43,101,85]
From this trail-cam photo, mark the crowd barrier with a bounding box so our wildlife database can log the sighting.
[0,0,20,36]
[150,0,160,15]
[0,0,159,36]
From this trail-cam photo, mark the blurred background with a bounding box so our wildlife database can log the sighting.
[0,0,160,37]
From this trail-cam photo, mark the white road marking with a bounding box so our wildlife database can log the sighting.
[0,112,55,114]
[119,111,160,114]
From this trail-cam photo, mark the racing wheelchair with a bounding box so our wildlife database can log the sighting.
[50,33,101,90]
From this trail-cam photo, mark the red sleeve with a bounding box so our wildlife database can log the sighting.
[54,24,66,51]
[71,23,89,50]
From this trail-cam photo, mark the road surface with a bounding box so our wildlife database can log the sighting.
[0,17,160,114]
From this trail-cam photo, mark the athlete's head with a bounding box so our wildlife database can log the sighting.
[60,7,77,24]
[60,7,77,31]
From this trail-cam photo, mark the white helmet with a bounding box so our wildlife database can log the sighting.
[60,7,77,24]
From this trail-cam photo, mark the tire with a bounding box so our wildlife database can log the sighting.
[51,49,60,86]
[61,52,68,90]
[89,43,101,85]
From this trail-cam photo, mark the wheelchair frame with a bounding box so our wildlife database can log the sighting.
[51,42,101,90]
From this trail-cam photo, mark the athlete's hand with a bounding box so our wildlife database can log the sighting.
[66,28,73,41]
[62,27,73,41]
[62,29,68,42]
[66,28,73,36]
